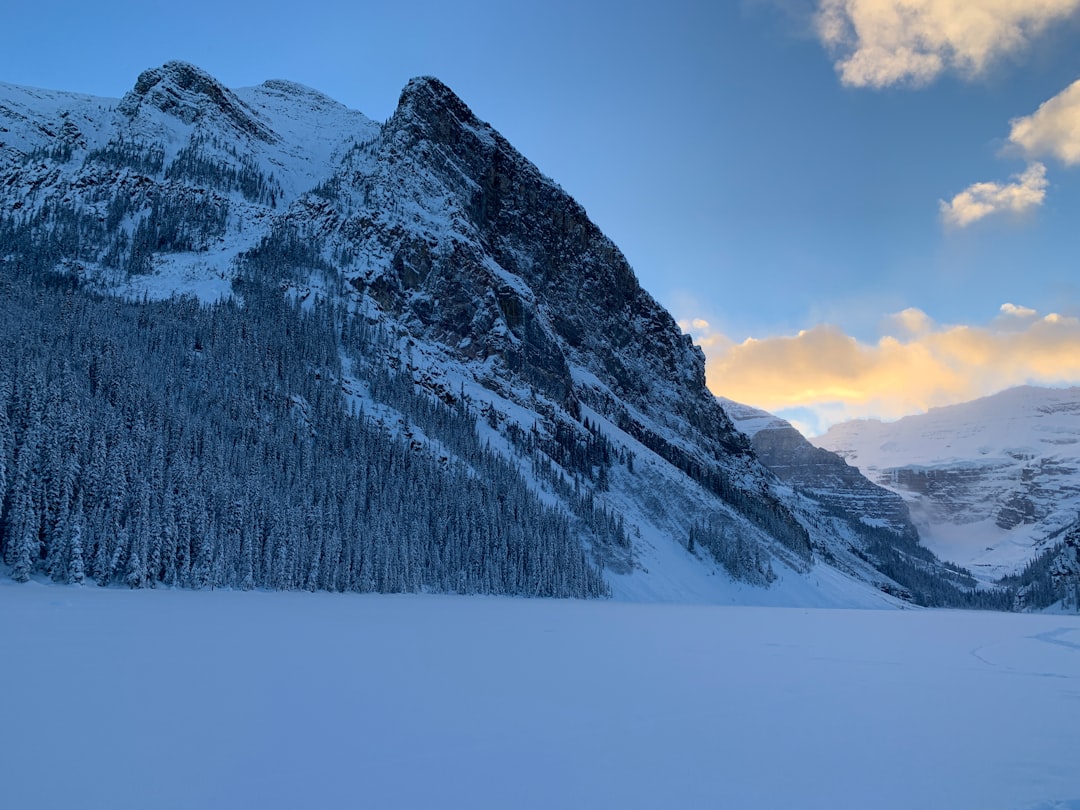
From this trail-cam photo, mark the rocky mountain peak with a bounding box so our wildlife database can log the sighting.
[255,79,343,110]
[815,385,1080,577]
[395,75,484,134]
[375,74,726,453]
[118,61,276,142]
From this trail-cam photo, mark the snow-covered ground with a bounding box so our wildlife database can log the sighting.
[2,583,1078,809]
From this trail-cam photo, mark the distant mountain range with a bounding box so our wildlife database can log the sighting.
[813,386,1080,608]
[814,386,1080,574]
[0,62,1059,608]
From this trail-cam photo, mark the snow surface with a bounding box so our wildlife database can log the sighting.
[233,80,380,201]
[0,81,116,161]
[2,582,1078,810]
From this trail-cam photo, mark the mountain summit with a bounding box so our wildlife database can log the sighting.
[118,60,276,141]
[0,64,1009,606]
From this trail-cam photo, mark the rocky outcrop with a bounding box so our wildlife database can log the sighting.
[1050,532,1080,609]
[356,77,744,450]
[118,61,276,142]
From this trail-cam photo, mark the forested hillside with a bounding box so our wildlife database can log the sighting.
[0,260,609,596]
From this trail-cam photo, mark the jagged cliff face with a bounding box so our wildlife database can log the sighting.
[324,76,751,465]
[118,63,278,141]
[720,399,916,538]
[816,386,1080,579]
[1,62,967,605]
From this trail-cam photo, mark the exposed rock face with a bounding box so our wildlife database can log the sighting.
[349,77,750,458]
[1001,521,1080,611]
[1050,531,1080,609]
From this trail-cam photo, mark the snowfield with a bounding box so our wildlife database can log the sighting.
[2,583,1079,809]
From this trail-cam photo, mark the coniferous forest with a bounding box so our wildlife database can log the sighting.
[0,256,609,597]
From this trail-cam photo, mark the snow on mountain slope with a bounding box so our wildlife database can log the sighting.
[0,63,380,299]
[816,386,1080,578]
[0,81,114,168]
[713,397,998,607]
[233,79,380,199]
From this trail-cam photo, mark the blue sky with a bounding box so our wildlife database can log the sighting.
[4,0,1080,433]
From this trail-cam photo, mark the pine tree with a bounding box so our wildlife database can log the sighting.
[8,425,44,582]
[0,396,12,537]
[68,500,86,585]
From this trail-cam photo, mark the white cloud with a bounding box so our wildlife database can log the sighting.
[1009,78,1080,165]
[816,0,1080,88]
[939,161,1047,227]
[999,302,1037,318]
[686,304,1080,434]
[942,75,1080,228]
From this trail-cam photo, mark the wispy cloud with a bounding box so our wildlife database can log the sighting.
[816,0,1080,88]
[1009,78,1080,165]
[939,161,1047,227]
[682,305,1080,434]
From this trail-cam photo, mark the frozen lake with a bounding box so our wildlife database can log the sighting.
[2,582,1078,809]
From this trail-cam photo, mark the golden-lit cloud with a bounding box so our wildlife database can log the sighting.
[882,306,934,338]
[939,162,1047,227]
[815,0,1080,88]
[677,318,734,353]
[1009,79,1080,165]
[682,305,1080,434]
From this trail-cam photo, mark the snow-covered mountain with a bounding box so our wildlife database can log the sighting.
[815,386,1080,582]
[0,62,989,606]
